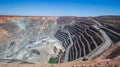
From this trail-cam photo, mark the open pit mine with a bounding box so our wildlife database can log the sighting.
[0,16,120,66]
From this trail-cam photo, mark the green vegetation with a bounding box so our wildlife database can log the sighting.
[48,58,56,63]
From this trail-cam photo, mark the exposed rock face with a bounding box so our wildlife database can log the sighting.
[0,16,120,64]
[54,17,120,63]
[0,16,62,64]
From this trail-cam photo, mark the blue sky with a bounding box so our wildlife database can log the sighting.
[0,0,120,16]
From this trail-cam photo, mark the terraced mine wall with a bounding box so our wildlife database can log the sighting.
[0,16,120,65]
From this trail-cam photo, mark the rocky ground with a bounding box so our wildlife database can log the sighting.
[0,16,120,66]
